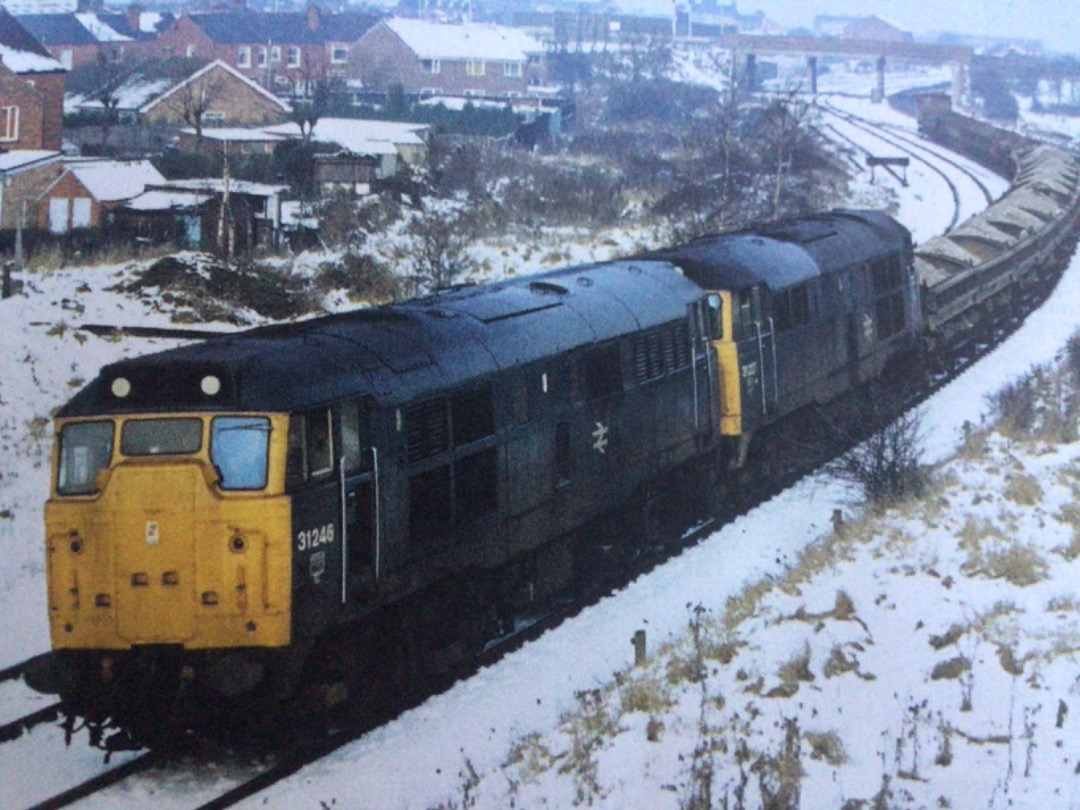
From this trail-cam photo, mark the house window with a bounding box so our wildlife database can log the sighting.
[202,112,225,127]
[60,49,73,68]
[274,75,291,89]
[421,58,440,73]
[331,46,348,63]
[257,47,268,67]
[466,60,485,76]
[287,46,301,67]
[0,106,18,142]
[186,44,196,58]
[271,46,281,62]
[504,61,522,77]
[238,46,251,67]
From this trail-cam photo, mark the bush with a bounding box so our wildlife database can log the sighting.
[827,406,928,509]
[314,252,401,304]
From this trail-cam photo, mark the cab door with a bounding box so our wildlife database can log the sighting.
[732,285,777,426]
[338,399,380,596]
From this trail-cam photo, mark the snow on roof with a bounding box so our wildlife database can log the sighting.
[74,12,131,42]
[126,189,212,211]
[262,118,427,155]
[140,60,291,115]
[60,159,164,202]
[165,178,289,196]
[0,42,63,72]
[69,76,174,112]
[180,127,289,143]
[382,18,543,61]
[0,149,61,172]
[138,11,165,34]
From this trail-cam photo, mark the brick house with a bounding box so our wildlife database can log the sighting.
[0,8,66,151]
[349,18,546,98]
[37,158,164,233]
[153,6,378,97]
[139,60,292,131]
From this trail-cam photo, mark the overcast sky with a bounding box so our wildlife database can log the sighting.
[755,0,1076,51]
[617,0,1079,54]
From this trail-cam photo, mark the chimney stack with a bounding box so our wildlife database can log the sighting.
[307,3,321,32]
[127,3,142,35]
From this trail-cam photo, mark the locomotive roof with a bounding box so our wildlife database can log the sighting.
[60,259,704,415]
[639,210,909,293]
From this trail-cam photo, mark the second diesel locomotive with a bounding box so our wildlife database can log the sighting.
[32,209,923,735]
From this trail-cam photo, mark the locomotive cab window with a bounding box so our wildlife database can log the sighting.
[732,287,763,340]
[210,416,270,490]
[121,418,202,456]
[286,408,334,486]
[57,420,114,496]
[339,400,373,474]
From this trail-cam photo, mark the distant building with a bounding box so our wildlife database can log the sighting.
[813,14,912,44]
[349,18,545,97]
[18,8,174,68]
[153,7,379,96]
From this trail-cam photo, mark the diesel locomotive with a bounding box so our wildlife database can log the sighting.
[30,209,926,736]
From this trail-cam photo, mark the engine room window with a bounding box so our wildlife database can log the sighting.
[773,285,812,332]
[121,418,202,456]
[211,417,270,490]
[452,386,494,446]
[405,398,450,463]
[575,344,623,401]
[57,420,113,495]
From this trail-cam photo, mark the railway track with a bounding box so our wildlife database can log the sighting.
[816,98,998,230]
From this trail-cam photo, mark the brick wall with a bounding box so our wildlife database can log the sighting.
[1,162,63,230]
[36,171,103,231]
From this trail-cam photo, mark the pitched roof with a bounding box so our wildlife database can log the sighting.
[139,59,291,115]
[0,8,64,73]
[95,11,174,41]
[184,11,378,46]
[380,18,544,61]
[15,13,98,47]
[59,159,165,202]
[74,13,132,43]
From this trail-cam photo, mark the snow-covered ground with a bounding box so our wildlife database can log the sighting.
[3,61,1080,808]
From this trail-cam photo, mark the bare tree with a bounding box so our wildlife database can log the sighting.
[291,75,331,141]
[400,208,474,294]
[760,87,813,221]
[164,69,227,143]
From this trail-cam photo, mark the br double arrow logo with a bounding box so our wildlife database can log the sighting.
[592,421,609,454]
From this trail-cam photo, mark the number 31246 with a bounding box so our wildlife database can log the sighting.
[296,523,335,551]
